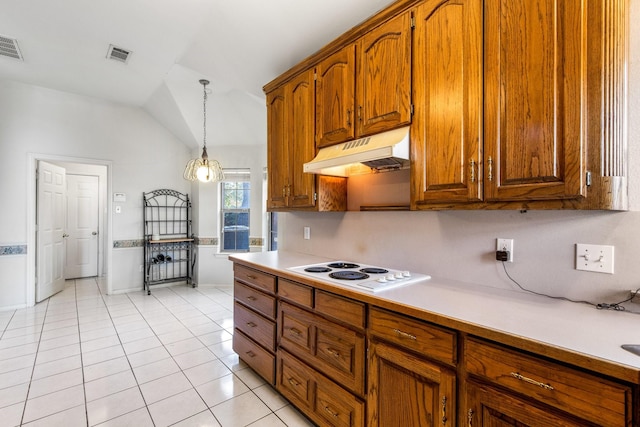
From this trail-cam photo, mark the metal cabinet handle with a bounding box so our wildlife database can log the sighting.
[467,409,474,426]
[282,186,286,197]
[469,159,476,183]
[325,348,341,358]
[289,327,302,336]
[287,377,300,387]
[324,406,339,418]
[246,322,257,328]
[246,296,257,301]
[487,156,493,181]
[510,372,554,390]
[346,109,352,127]
[247,274,257,280]
[393,328,417,341]
[245,350,255,358]
[442,396,448,425]
[358,105,362,122]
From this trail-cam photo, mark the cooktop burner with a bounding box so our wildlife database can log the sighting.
[360,267,388,274]
[327,262,360,269]
[329,271,370,281]
[304,266,332,273]
[288,261,431,293]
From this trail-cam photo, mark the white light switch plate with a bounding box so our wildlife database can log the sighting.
[575,244,614,274]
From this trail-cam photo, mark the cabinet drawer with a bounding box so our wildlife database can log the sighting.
[316,290,365,329]
[315,370,365,427]
[233,330,275,384]
[234,281,276,319]
[277,350,365,427]
[234,301,276,352]
[369,307,456,366]
[465,338,631,426]
[277,349,314,409]
[234,264,276,294]
[279,279,313,308]
[280,302,366,396]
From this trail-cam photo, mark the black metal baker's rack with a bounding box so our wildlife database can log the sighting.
[143,189,195,295]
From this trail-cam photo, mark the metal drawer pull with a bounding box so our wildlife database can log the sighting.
[487,156,493,181]
[289,327,302,336]
[247,274,257,280]
[393,328,417,341]
[442,396,448,425]
[246,296,257,301]
[325,348,341,358]
[246,321,257,328]
[245,351,255,358]
[324,406,339,418]
[470,159,476,183]
[510,372,554,390]
[287,378,300,387]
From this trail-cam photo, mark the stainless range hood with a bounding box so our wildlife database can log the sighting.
[303,126,410,177]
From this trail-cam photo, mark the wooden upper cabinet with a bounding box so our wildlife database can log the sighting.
[356,10,412,137]
[315,45,356,148]
[483,0,586,201]
[266,86,288,209]
[266,69,316,210]
[411,0,483,206]
[316,11,413,149]
[288,70,317,208]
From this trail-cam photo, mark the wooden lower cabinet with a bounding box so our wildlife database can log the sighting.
[465,382,588,426]
[464,337,633,426]
[277,349,365,427]
[368,340,456,427]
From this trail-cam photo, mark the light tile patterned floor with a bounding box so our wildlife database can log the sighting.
[0,279,314,427]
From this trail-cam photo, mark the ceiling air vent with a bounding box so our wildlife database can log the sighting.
[0,35,23,61]
[106,44,131,63]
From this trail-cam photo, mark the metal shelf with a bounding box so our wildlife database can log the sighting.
[143,189,195,295]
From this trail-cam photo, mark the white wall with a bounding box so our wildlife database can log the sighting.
[0,80,192,307]
[279,1,640,304]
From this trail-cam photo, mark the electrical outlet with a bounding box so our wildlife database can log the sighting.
[303,226,311,240]
[496,238,514,262]
[575,243,614,274]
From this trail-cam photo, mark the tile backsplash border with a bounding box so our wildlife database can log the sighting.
[0,245,27,256]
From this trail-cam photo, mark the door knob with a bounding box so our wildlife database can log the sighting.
[63,233,69,238]
[92,231,98,235]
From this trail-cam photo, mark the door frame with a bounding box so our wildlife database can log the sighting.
[27,153,113,306]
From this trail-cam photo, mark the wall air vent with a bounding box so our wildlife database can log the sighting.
[0,35,23,61]
[106,44,131,63]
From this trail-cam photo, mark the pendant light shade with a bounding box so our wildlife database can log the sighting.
[184,79,224,183]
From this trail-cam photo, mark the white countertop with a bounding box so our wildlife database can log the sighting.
[230,250,640,383]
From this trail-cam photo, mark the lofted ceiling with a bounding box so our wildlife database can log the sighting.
[0,0,395,149]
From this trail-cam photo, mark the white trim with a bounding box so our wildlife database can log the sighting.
[27,153,113,306]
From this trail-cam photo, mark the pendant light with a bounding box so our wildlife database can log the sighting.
[183,79,224,183]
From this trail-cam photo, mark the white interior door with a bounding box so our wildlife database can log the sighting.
[37,161,66,302]
[65,174,99,279]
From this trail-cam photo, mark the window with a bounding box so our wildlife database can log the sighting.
[221,169,250,252]
[269,212,278,251]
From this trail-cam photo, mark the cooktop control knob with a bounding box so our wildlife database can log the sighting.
[377,277,387,283]
[402,271,411,277]
[394,272,404,279]
[386,274,396,281]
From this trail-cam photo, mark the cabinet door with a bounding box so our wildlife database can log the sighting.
[465,382,584,426]
[484,0,585,201]
[411,0,483,205]
[266,86,288,209]
[356,11,412,137]
[368,340,456,427]
[288,69,317,208]
[316,45,356,147]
